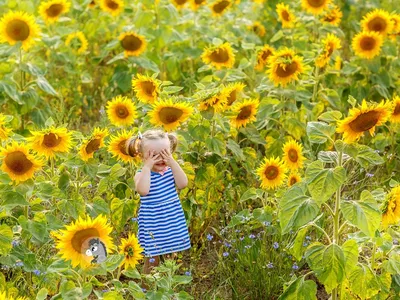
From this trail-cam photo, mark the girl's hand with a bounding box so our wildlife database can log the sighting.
[143,150,163,169]
[160,148,174,166]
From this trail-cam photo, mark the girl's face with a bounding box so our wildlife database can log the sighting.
[143,138,170,172]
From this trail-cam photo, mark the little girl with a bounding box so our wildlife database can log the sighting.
[125,129,191,273]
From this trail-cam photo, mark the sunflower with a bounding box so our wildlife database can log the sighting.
[0,11,40,51]
[276,3,296,28]
[334,56,342,71]
[0,114,11,140]
[132,74,160,104]
[221,82,246,106]
[230,99,259,128]
[256,157,287,189]
[148,99,193,131]
[119,233,144,269]
[390,95,400,123]
[336,100,392,143]
[288,173,301,187]
[99,0,124,16]
[0,142,43,183]
[65,31,88,54]
[199,91,228,113]
[28,127,73,158]
[210,0,231,16]
[52,215,115,269]
[201,42,235,70]
[172,0,189,9]
[89,0,96,8]
[267,48,304,87]
[38,0,71,23]
[106,95,137,127]
[352,31,383,60]
[79,128,108,161]
[301,0,331,15]
[282,140,305,170]
[315,33,341,68]
[255,45,275,71]
[191,0,206,10]
[361,9,393,36]
[381,186,400,229]
[108,130,138,162]
[250,21,266,37]
[389,14,400,41]
[0,291,26,300]
[321,4,342,26]
[119,32,146,57]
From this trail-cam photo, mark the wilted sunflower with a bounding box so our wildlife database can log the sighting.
[256,157,287,189]
[108,130,138,162]
[106,95,137,126]
[132,74,160,103]
[0,11,40,51]
[230,99,259,128]
[52,215,115,269]
[267,48,304,87]
[28,127,73,158]
[352,31,383,60]
[201,42,235,69]
[119,32,146,57]
[0,142,43,183]
[301,0,331,15]
[199,91,228,113]
[250,22,266,37]
[255,45,275,71]
[172,0,189,9]
[79,128,108,161]
[65,31,88,54]
[321,4,342,26]
[287,173,301,187]
[0,114,11,140]
[276,3,296,28]
[361,9,393,36]
[282,140,305,170]
[381,186,400,229]
[390,95,400,123]
[315,33,341,68]
[119,233,144,269]
[99,0,124,16]
[38,0,71,23]
[148,99,193,131]
[221,82,246,106]
[336,100,391,143]
[191,0,206,10]
[210,0,231,16]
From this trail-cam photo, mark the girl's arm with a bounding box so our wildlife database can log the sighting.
[169,159,188,190]
[134,165,152,196]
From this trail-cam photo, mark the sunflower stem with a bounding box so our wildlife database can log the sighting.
[311,66,320,103]
[116,265,122,281]
[371,242,376,271]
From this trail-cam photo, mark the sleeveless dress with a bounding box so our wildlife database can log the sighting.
[137,166,191,257]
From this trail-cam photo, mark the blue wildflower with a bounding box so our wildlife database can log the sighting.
[33,269,41,276]
[273,242,279,249]
[12,240,20,247]
[207,234,213,241]
[394,239,399,245]
[223,252,229,257]
[131,217,138,222]
[224,242,232,248]
[142,288,147,292]
[292,263,299,270]
[239,236,244,241]
[263,221,271,226]
[185,271,191,276]
[15,261,24,267]
[267,262,274,269]
[149,258,155,263]
[249,234,256,239]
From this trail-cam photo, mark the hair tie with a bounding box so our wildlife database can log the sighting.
[138,131,143,139]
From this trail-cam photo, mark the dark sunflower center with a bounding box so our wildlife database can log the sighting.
[140,81,156,97]
[175,0,188,4]
[306,0,326,8]
[118,139,129,155]
[115,105,129,118]
[288,149,298,162]
[71,228,100,253]
[213,0,230,14]
[290,177,298,185]
[106,0,119,9]
[43,133,62,148]
[348,110,380,132]
[159,107,184,124]
[209,48,229,63]
[121,35,142,51]
[360,36,377,50]
[393,103,400,116]
[237,106,252,120]
[6,20,30,41]
[46,4,64,17]
[227,90,237,106]
[264,166,279,180]
[367,17,387,33]
[85,138,101,155]
[4,151,33,175]
[253,25,262,34]
[282,10,290,21]
[327,42,335,56]
[276,61,298,78]
[324,15,336,22]
[125,246,134,257]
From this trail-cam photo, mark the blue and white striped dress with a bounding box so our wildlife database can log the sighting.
[137,166,191,257]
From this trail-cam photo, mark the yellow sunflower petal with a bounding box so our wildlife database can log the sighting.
[267,48,304,87]
[191,0,207,10]
[276,3,296,28]
[107,129,141,163]
[99,0,124,16]
[148,99,193,131]
[229,98,259,128]
[65,31,88,54]
[28,127,73,158]
[201,42,235,70]
[282,140,305,170]
[119,32,147,57]
[287,172,301,187]
[381,186,400,229]
[0,114,11,140]
[255,45,275,71]
[210,0,231,16]
[171,0,190,9]
[301,0,331,15]
[119,233,144,269]
[79,128,109,161]
[38,0,71,24]
[256,156,287,189]
[221,82,246,106]
[106,95,137,126]
[132,74,160,104]
[321,4,342,26]
[390,95,400,123]
[250,21,266,37]
[361,9,394,36]
[352,31,383,60]
[315,33,341,68]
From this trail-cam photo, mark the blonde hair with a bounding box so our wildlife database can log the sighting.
[125,129,178,158]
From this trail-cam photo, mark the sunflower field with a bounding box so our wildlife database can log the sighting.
[0,0,400,298]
